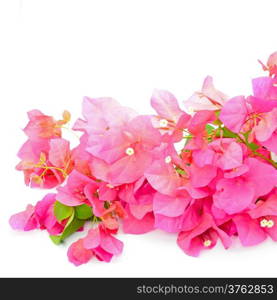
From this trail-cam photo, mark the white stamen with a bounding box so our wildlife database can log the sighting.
[203,240,212,247]
[260,219,268,228]
[125,147,135,156]
[106,184,114,189]
[165,155,172,164]
[267,219,275,228]
[159,119,168,128]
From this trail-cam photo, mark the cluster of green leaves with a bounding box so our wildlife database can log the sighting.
[50,201,95,245]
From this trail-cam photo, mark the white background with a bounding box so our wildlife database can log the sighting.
[0,0,277,277]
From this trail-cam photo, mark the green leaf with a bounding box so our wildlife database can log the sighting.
[60,216,85,241]
[49,210,85,245]
[205,124,215,135]
[75,204,93,220]
[54,201,74,221]
[49,235,61,245]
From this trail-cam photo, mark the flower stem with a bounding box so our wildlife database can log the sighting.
[236,133,277,169]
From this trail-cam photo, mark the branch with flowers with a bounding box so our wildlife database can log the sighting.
[10,52,277,265]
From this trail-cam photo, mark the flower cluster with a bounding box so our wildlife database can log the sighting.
[10,52,277,265]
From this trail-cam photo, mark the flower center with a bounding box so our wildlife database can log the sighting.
[260,219,268,228]
[267,219,275,228]
[203,239,212,247]
[159,119,168,128]
[125,147,135,156]
[260,218,275,228]
[165,156,172,164]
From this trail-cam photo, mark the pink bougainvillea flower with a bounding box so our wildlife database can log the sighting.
[73,96,137,135]
[67,238,94,266]
[232,214,267,246]
[213,158,277,214]
[213,177,255,215]
[56,170,98,206]
[177,213,231,257]
[24,109,70,140]
[219,96,248,133]
[11,52,277,265]
[185,110,216,151]
[84,226,123,261]
[16,138,71,189]
[9,204,39,231]
[86,115,162,185]
[226,193,277,247]
[151,89,184,123]
[150,89,191,142]
[10,194,66,235]
[209,138,244,170]
[184,76,228,112]
[35,193,64,235]
[248,194,277,241]
[145,159,182,196]
[193,138,245,171]
[68,226,124,266]
[219,91,277,136]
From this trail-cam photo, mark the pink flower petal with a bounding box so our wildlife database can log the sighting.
[145,161,181,196]
[151,89,183,122]
[213,178,255,214]
[67,239,94,266]
[99,230,124,255]
[233,214,267,246]
[219,96,248,133]
[9,204,38,231]
[122,209,155,234]
[83,228,101,249]
[153,192,190,217]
